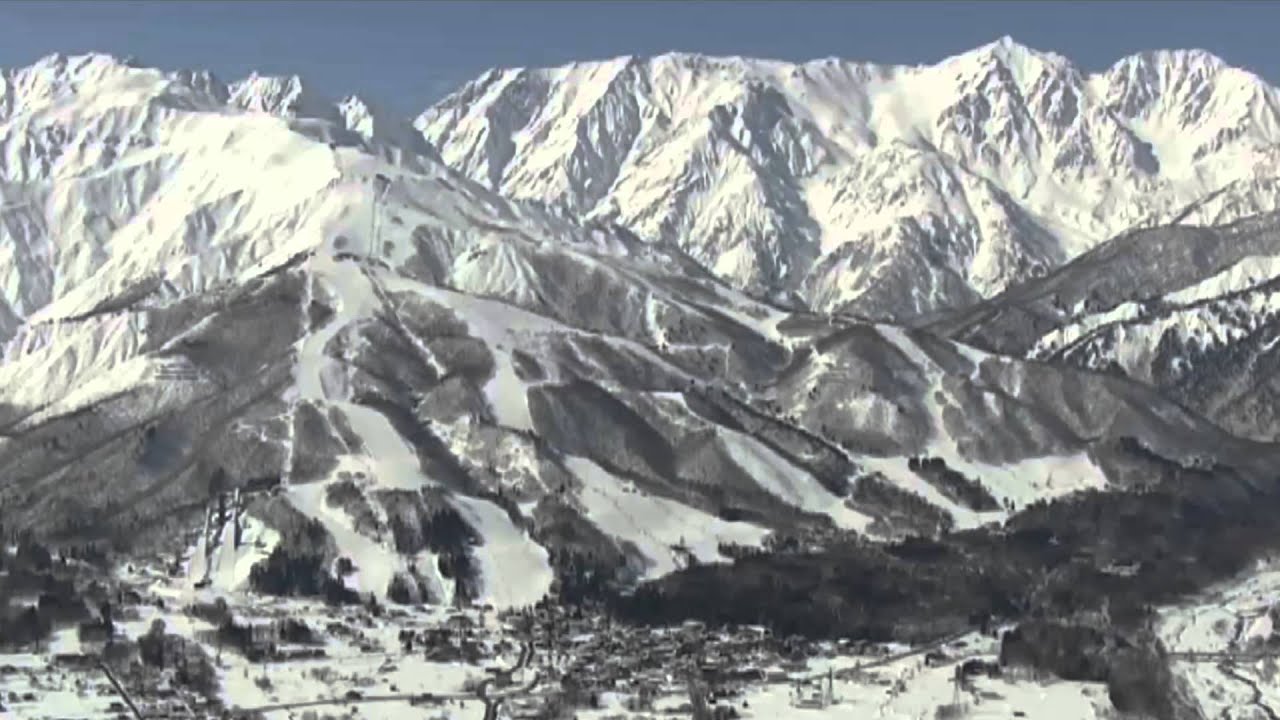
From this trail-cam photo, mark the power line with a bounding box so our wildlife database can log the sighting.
[98,659,145,720]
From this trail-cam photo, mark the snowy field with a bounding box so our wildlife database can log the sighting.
[0,644,126,720]
[5,561,515,719]
[1156,559,1280,719]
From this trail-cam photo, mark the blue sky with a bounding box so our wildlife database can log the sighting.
[1,1,1276,118]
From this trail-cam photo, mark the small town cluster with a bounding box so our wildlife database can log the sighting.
[1,538,1056,720]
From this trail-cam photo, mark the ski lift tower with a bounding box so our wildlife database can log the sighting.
[371,173,391,258]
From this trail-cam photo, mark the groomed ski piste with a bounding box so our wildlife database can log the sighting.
[167,147,807,609]
[154,146,929,608]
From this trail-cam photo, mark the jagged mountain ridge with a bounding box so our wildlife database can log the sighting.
[932,211,1280,443]
[2,51,1279,611]
[419,38,1280,320]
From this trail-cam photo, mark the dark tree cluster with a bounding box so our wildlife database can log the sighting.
[907,456,1000,512]
[247,518,358,605]
[387,572,432,604]
[547,547,625,606]
[531,496,640,603]
[187,597,232,627]
[275,618,316,646]
[16,534,53,572]
[134,619,220,698]
[372,491,485,605]
[1000,621,1181,719]
[0,605,51,648]
[850,473,954,537]
[385,502,479,557]
[717,542,767,561]
[325,480,384,537]
[248,544,358,605]
[0,536,105,650]
[614,536,1024,644]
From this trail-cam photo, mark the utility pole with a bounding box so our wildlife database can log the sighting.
[232,487,242,550]
[368,181,377,257]
[684,665,711,720]
[371,173,391,259]
[682,652,711,720]
[98,660,144,720]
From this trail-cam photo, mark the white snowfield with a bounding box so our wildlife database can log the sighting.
[1157,560,1280,719]
[717,428,874,531]
[566,455,771,579]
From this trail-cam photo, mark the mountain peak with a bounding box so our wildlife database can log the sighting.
[336,92,439,158]
[1112,47,1229,73]
[987,34,1025,53]
[946,35,1070,76]
[5,51,147,90]
[228,71,337,120]
[1,52,158,123]
[23,51,139,72]
[336,93,388,136]
[1104,47,1236,94]
[1102,46,1269,125]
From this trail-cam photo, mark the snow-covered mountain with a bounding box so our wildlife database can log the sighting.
[934,211,1280,443]
[418,38,1280,320]
[1,51,1278,612]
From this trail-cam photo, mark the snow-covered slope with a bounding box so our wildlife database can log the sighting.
[418,38,1280,319]
[1,52,1276,612]
[933,212,1280,442]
